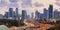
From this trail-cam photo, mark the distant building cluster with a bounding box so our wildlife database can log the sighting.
[35,4,53,20]
[0,4,60,23]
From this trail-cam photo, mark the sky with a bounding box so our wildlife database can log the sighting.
[0,0,60,15]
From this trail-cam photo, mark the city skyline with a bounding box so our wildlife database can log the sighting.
[0,0,60,15]
[0,4,60,23]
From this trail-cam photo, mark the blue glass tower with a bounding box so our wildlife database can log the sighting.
[16,8,18,17]
[9,8,13,17]
[21,10,27,23]
[44,8,48,19]
[39,13,44,19]
[54,10,58,19]
[4,12,9,18]
[13,11,16,19]
[48,4,53,19]
[15,8,19,20]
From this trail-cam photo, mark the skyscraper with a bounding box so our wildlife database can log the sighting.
[38,13,44,19]
[4,12,9,19]
[13,11,16,19]
[16,8,19,20]
[58,12,60,19]
[9,8,13,19]
[21,10,27,23]
[54,10,58,19]
[35,10,40,19]
[35,10,39,19]
[44,8,48,19]
[16,8,18,16]
[54,10,60,19]
[31,13,34,20]
[48,4,53,19]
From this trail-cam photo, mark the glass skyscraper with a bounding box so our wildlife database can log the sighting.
[13,11,16,19]
[44,8,48,19]
[16,8,18,16]
[15,8,19,20]
[21,10,27,23]
[4,12,9,18]
[48,4,53,19]
[9,8,13,17]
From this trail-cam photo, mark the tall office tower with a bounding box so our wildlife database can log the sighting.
[54,10,58,19]
[4,12,9,19]
[31,13,34,20]
[9,8,13,19]
[16,8,18,16]
[13,11,16,19]
[21,10,27,23]
[21,0,32,7]
[39,13,44,19]
[44,8,48,19]
[35,10,40,19]
[16,8,19,20]
[48,4,53,19]
[58,12,60,19]
[54,10,60,19]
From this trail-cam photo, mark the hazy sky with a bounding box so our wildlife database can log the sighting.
[0,0,60,15]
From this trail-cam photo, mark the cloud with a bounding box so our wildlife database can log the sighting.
[9,0,19,3]
[55,2,60,6]
[55,0,60,6]
[0,0,7,7]
[9,3,19,8]
[21,3,32,8]
[55,0,60,1]
[34,2,44,7]
[21,0,32,8]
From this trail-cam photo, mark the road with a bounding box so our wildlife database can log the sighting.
[9,20,55,30]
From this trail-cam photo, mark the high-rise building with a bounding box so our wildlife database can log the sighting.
[35,10,41,19]
[48,4,53,19]
[13,11,16,19]
[9,8,13,19]
[43,8,48,19]
[21,10,27,23]
[16,8,18,16]
[15,8,19,20]
[54,10,58,19]
[35,10,39,19]
[4,12,9,19]
[31,13,34,20]
[39,13,44,19]
[54,10,60,19]
[38,12,41,19]
[58,12,60,19]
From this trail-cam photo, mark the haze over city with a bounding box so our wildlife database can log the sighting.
[0,0,60,15]
[0,0,60,30]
